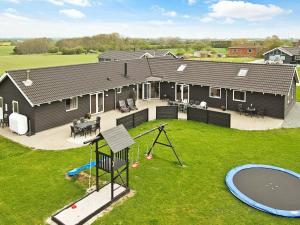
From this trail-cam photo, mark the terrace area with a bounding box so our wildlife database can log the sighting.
[0,99,284,150]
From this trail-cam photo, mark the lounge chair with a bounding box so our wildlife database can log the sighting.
[127,98,138,110]
[119,100,130,113]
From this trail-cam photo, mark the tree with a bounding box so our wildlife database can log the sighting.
[13,38,53,54]
[263,35,284,50]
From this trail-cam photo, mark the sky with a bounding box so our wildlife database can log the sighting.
[0,0,299,39]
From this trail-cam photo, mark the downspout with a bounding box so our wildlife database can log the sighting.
[114,89,117,110]
[225,89,228,110]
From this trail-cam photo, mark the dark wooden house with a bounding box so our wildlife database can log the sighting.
[0,58,298,134]
[263,47,300,64]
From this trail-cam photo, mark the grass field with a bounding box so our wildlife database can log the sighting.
[0,46,15,56]
[1,120,300,225]
[0,46,98,74]
[0,54,98,74]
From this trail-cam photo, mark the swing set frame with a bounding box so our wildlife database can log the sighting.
[52,123,182,225]
[90,123,183,195]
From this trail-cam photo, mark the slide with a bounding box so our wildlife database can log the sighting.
[68,161,96,176]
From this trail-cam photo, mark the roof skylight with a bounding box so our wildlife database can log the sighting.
[177,64,187,72]
[237,68,249,77]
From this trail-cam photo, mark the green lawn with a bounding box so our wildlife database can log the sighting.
[0,54,98,74]
[1,120,300,225]
[189,57,257,63]
[0,46,15,56]
[212,48,227,54]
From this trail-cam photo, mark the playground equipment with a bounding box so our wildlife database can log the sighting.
[67,123,183,176]
[226,164,300,218]
[53,123,183,225]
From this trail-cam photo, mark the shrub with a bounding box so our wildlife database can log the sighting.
[48,47,59,54]
[61,46,85,55]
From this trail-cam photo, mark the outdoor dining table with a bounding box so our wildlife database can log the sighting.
[246,107,256,117]
[75,120,96,130]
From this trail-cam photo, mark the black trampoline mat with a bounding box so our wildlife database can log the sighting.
[233,168,300,211]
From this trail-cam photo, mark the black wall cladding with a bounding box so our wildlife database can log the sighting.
[116,108,149,130]
[156,106,178,119]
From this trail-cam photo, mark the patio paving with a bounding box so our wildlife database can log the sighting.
[282,103,300,128]
[0,100,284,150]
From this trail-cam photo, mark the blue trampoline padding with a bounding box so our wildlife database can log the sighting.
[68,161,96,176]
[226,164,300,218]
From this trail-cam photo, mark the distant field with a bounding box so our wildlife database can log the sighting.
[189,57,257,63]
[0,54,98,74]
[0,46,15,56]
[212,48,227,54]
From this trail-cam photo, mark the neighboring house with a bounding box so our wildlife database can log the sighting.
[263,47,300,64]
[227,45,262,58]
[0,58,298,134]
[193,51,213,58]
[99,50,177,62]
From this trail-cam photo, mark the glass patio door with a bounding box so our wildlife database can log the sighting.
[98,92,104,113]
[143,83,151,100]
[151,82,160,99]
[175,84,189,102]
[90,92,104,114]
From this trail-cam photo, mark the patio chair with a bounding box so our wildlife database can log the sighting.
[119,100,130,113]
[91,116,101,134]
[3,114,9,127]
[195,100,200,106]
[72,119,78,126]
[238,104,245,115]
[257,108,265,118]
[127,98,138,110]
[70,125,82,138]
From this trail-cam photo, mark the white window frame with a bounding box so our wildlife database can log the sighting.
[0,97,3,108]
[295,55,300,60]
[233,90,247,102]
[12,100,19,113]
[66,97,78,112]
[209,87,221,99]
[116,87,122,94]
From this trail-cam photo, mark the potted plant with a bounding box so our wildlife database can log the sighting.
[221,105,226,111]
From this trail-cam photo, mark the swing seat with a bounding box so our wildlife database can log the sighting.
[132,162,139,168]
[146,154,153,160]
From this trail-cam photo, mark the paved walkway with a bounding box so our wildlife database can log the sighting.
[282,103,300,128]
[0,100,285,150]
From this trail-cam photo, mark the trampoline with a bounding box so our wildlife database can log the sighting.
[226,164,300,217]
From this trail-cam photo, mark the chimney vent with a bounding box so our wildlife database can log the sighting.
[23,70,33,87]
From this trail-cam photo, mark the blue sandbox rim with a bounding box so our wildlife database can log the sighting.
[226,164,300,218]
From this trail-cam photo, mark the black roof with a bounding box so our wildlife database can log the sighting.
[148,58,298,96]
[101,125,134,153]
[2,58,298,107]
[99,50,176,60]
